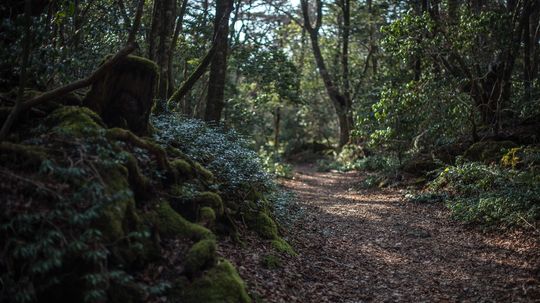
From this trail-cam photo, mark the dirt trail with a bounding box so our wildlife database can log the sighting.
[220,164,540,302]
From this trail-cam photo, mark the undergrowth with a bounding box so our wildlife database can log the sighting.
[418,159,540,227]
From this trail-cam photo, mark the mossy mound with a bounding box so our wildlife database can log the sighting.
[185,239,217,275]
[146,201,214,241]
[174,259,251,303]
[249,211,278,240]
[199,207,216,226]
[45,105,105,136]
[464,140,517,163]
[193,192,224,215]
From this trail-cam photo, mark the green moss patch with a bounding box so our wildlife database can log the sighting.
[146,201,213,241]
[194,192,224,216]
[174,259,251,303]
[249,211,278,240]
[271,238,297,256]
[261,254,281,269]
[199,207,216,225]
[45,106,105,137]
[464,140,517,163]
[185,239,217,275]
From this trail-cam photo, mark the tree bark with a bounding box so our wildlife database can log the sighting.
[301,0,351,147]
[204,0,233,122]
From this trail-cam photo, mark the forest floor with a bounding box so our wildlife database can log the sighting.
[219,164,540,303]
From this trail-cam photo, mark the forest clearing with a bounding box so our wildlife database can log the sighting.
[1,0,540,302]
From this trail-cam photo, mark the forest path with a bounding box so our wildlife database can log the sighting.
[220,164,539,302]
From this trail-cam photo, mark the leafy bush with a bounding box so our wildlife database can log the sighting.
[428,161,540,226]
[258,146,293,179]
[151,113,276,201]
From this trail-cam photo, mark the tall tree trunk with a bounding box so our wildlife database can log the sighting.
[204,0,233,122]
[148,0,176,101]
[301,0,351,147]
[167,0,188,97]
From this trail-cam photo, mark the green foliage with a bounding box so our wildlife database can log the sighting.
[174,259,251,303]
[0,107,156,302]
[258,146,293,179]
[428,162,540,226]
[185,239,217,275]
[151,112,276,202]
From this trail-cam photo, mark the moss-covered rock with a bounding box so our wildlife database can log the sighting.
[192,161,214,181]
[198,207,216,226]
[464,140,517,163]
[174,259,251,303]
[194,192,224,216]
[248,211,278,240]
[145,201,213,241]
[185,239,217,275]
[45,106,105,137]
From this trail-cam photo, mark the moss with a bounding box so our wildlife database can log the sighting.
[146,201,213,241]
[249,211,278,240]
[172,159,192,178]
[192,161,214,181]
[45,106,105,137]
[96,164,133,242]
[185,239,217,275]
[174,259,251,303]
[261,254,281,269]
[193,192,224,216]
[271,238,297,256]
[464,140,517,163]
[501,146,540,170]
[199,207,216,226]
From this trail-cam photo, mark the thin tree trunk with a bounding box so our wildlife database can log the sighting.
[301,0,351,147]
[204,0,233,122]
[167,0,189,97]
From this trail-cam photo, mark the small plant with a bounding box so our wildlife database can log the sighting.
[428,162,540,227]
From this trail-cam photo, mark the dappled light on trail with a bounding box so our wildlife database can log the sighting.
[230,164,540,302]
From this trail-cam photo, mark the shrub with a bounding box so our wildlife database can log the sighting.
[151,113,275,202]
[428,161,540,227]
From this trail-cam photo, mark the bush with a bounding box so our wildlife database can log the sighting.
[151,113,275,202]
[428,161,540,227]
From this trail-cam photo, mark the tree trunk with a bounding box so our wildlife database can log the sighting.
[84,56,158,136]
[204,0,233,122]
[301,0,351,147]
[148,0,176,101]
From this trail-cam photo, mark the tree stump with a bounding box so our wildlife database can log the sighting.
[84,55,158,135]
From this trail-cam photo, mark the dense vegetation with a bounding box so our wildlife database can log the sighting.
[1,0,539,302]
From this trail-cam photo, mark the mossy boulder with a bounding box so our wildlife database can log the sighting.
[174,259,251,303]
[185,239,217,275]
[198,207,216,226]
[248,211,278,240]
[193,192,224,216]
[464,140,517,163]
[45,106,105,137]
[145,201,213,241]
